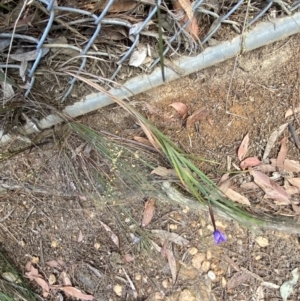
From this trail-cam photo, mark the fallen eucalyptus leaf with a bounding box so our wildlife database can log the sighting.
[238,134,249,161]
[263,123,288,160]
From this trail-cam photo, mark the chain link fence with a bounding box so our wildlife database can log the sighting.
[0,0,300,104]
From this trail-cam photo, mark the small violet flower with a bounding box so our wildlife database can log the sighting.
[213,230,226,245]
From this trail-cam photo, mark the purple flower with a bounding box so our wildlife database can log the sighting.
[213,230,226,244]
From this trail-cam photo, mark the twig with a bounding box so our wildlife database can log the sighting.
[0,208,15,222]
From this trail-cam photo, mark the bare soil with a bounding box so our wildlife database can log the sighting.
[1,34,300,301]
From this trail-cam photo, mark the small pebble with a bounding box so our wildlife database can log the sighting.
[188,247,198,255]
[192,253,205,269]
[255,236,269,247]
[169,224,177,230]
[208,270,216,281]
[201,260,211,273]
[113,284,123,296]
[222,277,227,288]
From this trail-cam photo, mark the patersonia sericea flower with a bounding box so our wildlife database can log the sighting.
[213,230,226,245]
[209,203,226,245]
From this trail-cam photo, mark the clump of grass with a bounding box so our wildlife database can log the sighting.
[0,251,38,301]
[63,72,268,229]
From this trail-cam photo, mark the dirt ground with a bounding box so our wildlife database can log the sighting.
[1,33,300,301]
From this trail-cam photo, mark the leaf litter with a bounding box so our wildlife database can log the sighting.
[217,123,300,214]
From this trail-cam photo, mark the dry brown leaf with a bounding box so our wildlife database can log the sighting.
[238,134,249,161]
[100,221,119,248]
[177,0,193,21]
[227,271,250,290]
[277,137,287,172]
[84,0,137,12]
[166,249,177,284]
[286,186,300,196]
[55,286,94,300]
[225,188,251,206]
[146,103,160,115]
[169,102,188,119]
[172,0,199,39]
[34,277,50,297]
[186,107,208,128]
[285,107,300,118]
[263,123,288,160]
[25,261,39,277]
[287,178,300,189]
[133,136,153,146]
[59,271,72,286]
[151,230,189,246]
[240,157,261,170]
[271,159,300,173]
[77,230,83,243]
[151,166,178,178]
[124,253,135,263]
[216,173,230,194]
[139,121,160,151]
[257,164,276,173]
[249,170,290,205]
[25,262,49,297]
[240,182,260,190]
[142,198,156,227]
[46,260,65,269]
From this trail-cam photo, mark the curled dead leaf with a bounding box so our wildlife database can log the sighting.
[169,102,188,119]
[240,157,261,170]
